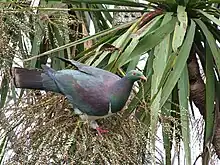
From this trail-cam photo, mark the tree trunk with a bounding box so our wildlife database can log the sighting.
[188,44,220,158]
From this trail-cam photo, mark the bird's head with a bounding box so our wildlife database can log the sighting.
[125,70,147,82]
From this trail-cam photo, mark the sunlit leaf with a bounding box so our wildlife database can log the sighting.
[0,135,8,164]
[117,14,163,67]
[130,16,176,61]
[195,19,220,75]
[125,50,154,117]
[108,17,141,66]
[197,9,220,26]
[29,22,43,68]
[178,65,191,165]
[150,13,173,151]
[172,5,188,52]
[62,0,147,7]
[23,20,135,62]
[160,19,196,107]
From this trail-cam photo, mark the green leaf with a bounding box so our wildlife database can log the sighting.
[178,65,191,165]
[160,19,196,107]
[29,22,43,68]
[31,6,148,13]
[49,23,65,70]
[150,12,173,142]
[130,16,176,61]
[151,13,173,96]
[23,20,135,62]
[89,6,110,31]
[149,13,173,163]
[195,19,220,75]
[11,82,17,104]
[203,41,215,165]
[184,0,189,5]
[108,17,141,65]
[84,41,113,65]
[146,0,176,4]
[204,42,215,144]
[117,14,163,67]
[62,0,147,7]
[0,75,9,109]
[172,5,188,52]
[206,23,220,43]
[188,0,201,3]
[92,51,109,67]
[76,34,118,60]
[96,4,113,23]
[125,50,154,117]
[197,9,220,26]
[0,135,8,164]
[94,14,163,71]
[126,56,140,71]
[156,52,177,93]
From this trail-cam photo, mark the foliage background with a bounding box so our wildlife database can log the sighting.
[0,0,220,164]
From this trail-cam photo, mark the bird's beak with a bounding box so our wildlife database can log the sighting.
[140,75,147,81]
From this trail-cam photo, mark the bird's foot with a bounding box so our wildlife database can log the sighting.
[96,127,109,136]
[89,120,109,136]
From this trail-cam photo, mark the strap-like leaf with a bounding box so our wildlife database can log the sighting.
[203,42,215,163]
[178,65,191,165]
[63,0,147,7]
[118,14,164,67]
[24,20,135,62]
[29,22,43,68]
[130,16,176,60]
[172,5,188,52]
[0,135,8,164]
[197,9,220,27]
[160,19,196,107]
[150,13,173,164]
[195,19,220,75]
[150,12,173,143]
[0,75,9,109]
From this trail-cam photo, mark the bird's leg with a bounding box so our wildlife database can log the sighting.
[89,120,109,136]
[78,113,109,136]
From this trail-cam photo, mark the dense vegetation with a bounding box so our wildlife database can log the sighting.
[0,0,220,164]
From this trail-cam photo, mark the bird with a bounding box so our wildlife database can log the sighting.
[11,57,147,135]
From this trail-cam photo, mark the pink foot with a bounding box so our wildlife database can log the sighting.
[96,127,109,136]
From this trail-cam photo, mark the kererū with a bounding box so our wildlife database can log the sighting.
[11,58,147,135]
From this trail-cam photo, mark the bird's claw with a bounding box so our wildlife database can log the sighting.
[96,127,109,136]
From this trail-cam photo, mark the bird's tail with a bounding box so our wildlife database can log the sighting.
[11,67,45,90]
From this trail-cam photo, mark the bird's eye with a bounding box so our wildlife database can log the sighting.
[133,72,136,75]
